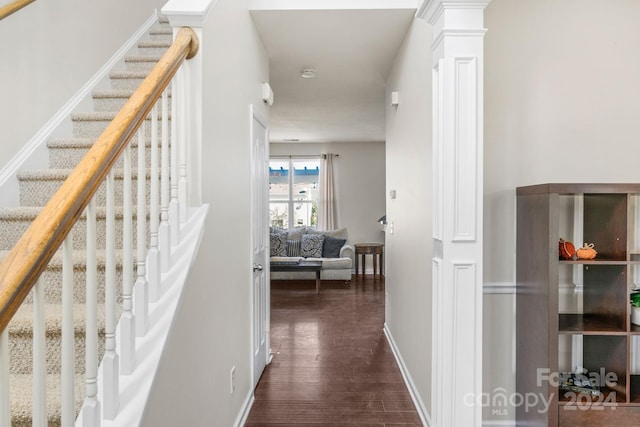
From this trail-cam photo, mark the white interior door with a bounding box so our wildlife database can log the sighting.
[251,105,269,387]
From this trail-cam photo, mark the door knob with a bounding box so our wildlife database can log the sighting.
[253,263,264,272]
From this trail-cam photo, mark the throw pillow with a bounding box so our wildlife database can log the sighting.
[270,227,287,235]
[286,239,301,257]
[300,234,324,258]
[270,233,287,257]
[322,236,347,258]
[287,226,308,242]
[306,227,348,240]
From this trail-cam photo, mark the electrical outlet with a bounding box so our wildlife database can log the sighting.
[230,366,236,394]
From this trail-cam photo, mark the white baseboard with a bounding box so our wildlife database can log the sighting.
[0,11,160,207]
[233,389,255,427]
[383,324,431,427]
[385,322,518,427]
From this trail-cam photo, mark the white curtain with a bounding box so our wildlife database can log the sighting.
[319,153,337,230]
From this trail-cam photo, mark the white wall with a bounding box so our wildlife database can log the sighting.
[384,16,433,417]
[270,141,386,254]
[140,0,269,425]
[485,0,640,283]
[0,0,165,170]
[483,0,640,424]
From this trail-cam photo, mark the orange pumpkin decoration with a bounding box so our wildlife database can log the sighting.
[576,243,597,260]
[559,239,576,260]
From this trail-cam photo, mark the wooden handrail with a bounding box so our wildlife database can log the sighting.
[0,0,36,21]
[0,26,199,334]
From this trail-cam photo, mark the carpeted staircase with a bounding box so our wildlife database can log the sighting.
[1,16,172,426]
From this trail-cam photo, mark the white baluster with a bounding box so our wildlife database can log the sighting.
[32,277,47,427]
[82,198,100,426]
[61,233,74,427]
[135,126,149,337]
[179,68,189,223]
[148,103,161,302]
[169,74,181,246]
[103,170,119,418]
[119,144,136,374]
[160,89,171,273]
[0,328,10,427]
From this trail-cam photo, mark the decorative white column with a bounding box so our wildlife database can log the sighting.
[418,1,489,426]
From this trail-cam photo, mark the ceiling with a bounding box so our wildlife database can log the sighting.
[250,7,417,144]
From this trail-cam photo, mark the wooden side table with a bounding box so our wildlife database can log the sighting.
[354,243,384,277]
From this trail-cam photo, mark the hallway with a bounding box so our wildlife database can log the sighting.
[245,275,422,426]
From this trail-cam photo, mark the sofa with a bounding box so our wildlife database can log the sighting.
[269,226,354,281]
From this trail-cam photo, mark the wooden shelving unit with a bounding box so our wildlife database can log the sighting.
[516,183,640,426]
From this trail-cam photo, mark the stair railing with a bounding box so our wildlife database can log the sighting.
[0,0,37,20]
[0,24,199,426]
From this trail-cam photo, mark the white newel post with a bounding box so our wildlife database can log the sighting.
[162,0,210,227]
[418,1,489,426]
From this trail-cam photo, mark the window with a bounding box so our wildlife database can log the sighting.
[269,158,319,229]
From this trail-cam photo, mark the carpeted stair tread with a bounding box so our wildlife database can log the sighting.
[16,168,75,181]
[8,303,106,335]
[47,137,98,149]
[0,204,147,249]
[109,70,149,80]
[17,169,153,211]
[148,26,173,42]
[0,205,107,220]
[138,40,172,49]
[47,137,154,149]
[123,54,165,72]
[0,248,126,268]
[0,247,129,306]
[71,111,171,121]
[71,111,118,121]
[92,89,135,99]
[16,168,150,180]
[124,54,164,63]
[92,89,171,99]
[0,205,42,219]
[149,26,172,35]
[149,25,173,39]
[9,373,85,427]
[0,205,145,221]
[108,71,151,90]
[91,88,170,113]
[47,137,163,168]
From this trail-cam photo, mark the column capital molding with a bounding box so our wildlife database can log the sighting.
[417,0,491,25]
[161,0,218,28]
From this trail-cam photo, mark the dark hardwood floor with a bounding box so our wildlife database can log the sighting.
[244,275,422,426]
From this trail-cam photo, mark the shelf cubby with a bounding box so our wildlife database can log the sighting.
[584,193,627,261]
[559,314,626,334]
[630,375,640,403]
